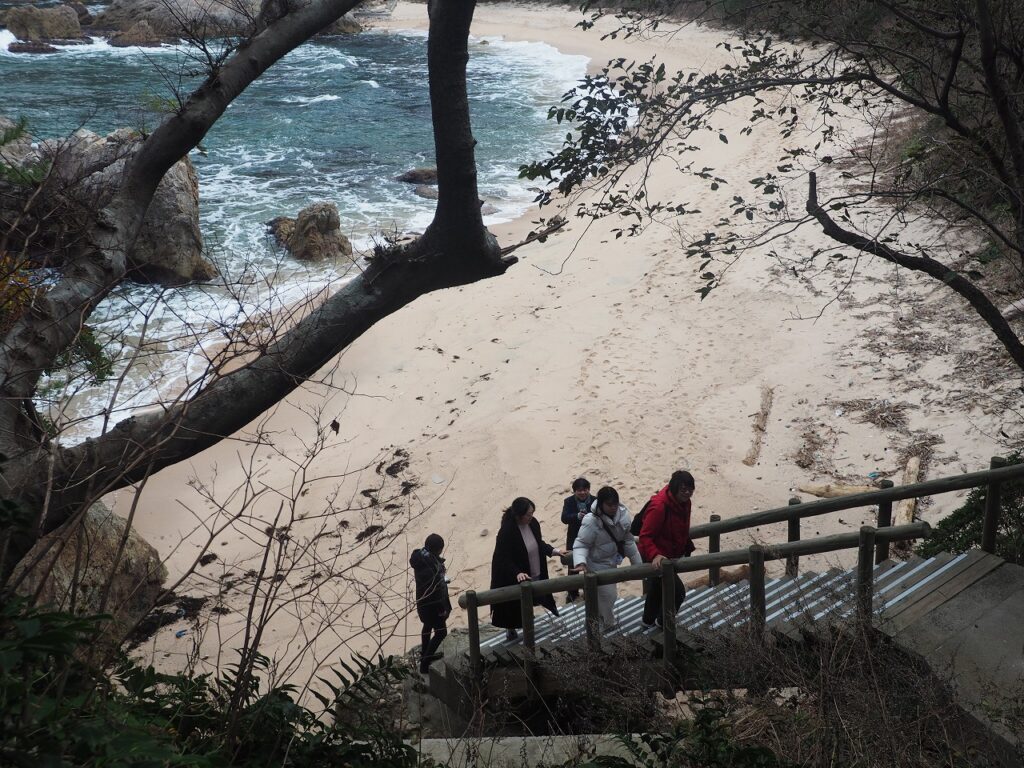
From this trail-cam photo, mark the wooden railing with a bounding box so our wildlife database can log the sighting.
[457,457,1023,681]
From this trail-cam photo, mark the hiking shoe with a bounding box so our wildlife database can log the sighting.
[505,628,518,642]
[565,593,579,605]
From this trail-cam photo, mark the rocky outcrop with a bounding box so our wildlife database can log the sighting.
[396,167,438,184]
[94,0,259,36]
[108,20,163,47]
[11,502,168,643]
[268,202,353,261]
[93,0,362,38]
[1,5,82,41]
[413,184,439,200]
[0,123,216,285]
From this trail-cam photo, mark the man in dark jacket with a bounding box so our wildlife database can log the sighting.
[638,470,696,626]
[560,478,594,603]
[410,533,452,674]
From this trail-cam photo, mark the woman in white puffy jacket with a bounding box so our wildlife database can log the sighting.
[572,485,642,630]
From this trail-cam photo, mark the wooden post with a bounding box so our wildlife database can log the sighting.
[466,590,482,681]
[875,479,895,564]
[748,545,766,640]
[660,559,677,675]
[856,526,876,629]
[982,456,1008,554]
[519,583,536,650]
[785,498,801,577]
[583,572,600,652]
[708,514,721,586]
[519,583,537,699]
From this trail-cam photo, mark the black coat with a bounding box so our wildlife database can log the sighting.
[561,494,595,549]
[489,517,559,628]
[410,547,452,623]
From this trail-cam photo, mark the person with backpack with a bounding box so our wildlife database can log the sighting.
[409,533,452,674]
[638,470,697,627]
[572,486,642,630]
[560,477,595,603]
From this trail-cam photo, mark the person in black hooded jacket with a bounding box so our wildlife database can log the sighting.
[410,533,452,674]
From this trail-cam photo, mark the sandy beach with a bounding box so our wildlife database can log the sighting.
[112,1,1019,682]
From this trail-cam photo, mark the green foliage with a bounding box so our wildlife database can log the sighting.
[571,698,794,767]
[45,326,116,386]
[0,116,50,185]
[0,598,427,767]
[917,454,1024,565]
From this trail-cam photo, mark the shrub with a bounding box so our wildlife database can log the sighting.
[917,454,1024,565]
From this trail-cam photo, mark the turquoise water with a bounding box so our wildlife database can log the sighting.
[0,27,586,436]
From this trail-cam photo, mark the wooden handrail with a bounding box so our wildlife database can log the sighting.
[689,461,1024,539]
[457,522,930,609]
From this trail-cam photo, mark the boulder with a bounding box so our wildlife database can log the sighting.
[324,14,362,34]
[94,0,259,36]
[413,184,438,200]
[275,202,353,261]
[11,502,167,643]
[480,203,499,216]
[8,41,61,54]
[130,145,216,283]
[108,19,163,47]
[1,5,82,41]
[1,124,215,285]
[396,167,438,184]
[266,215,295,248]
[67,1,93,25]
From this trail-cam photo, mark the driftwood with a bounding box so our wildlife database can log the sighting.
[895,457,922,526]
[798,482,879,499]
[742,385,774,466]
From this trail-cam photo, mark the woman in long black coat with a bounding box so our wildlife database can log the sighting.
[490,496,564,640]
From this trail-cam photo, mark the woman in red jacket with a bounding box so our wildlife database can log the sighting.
[638,470,696,626]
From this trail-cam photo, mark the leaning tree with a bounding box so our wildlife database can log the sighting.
[0,0,521,580]
[524,0,1024,370]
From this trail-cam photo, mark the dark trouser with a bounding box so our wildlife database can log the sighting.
[642,574,685,625]
[419,613,448,672]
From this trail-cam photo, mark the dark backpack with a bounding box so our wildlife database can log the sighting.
[630,499,653,536]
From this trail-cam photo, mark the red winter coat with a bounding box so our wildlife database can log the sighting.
[638,485,693,561]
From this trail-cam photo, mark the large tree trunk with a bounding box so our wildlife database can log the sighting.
[0,0,515,580]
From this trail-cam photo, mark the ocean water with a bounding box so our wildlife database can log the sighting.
[0,27,587,438]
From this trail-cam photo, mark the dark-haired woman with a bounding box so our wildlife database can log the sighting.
[490,496,565,641]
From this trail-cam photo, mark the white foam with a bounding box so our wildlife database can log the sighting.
[358,79,380,89]
[283,93,342,105]
[0,29,19,52]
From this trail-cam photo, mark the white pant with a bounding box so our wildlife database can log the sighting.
[597,583,618,628]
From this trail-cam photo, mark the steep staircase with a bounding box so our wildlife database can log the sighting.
[477,549,1005,650]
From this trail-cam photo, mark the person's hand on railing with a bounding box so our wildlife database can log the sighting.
[651,554,667,570]
[570,563,589,574]
[516,572,531,583]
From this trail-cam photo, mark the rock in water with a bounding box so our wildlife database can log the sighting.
[0,122,216,285]
[395,167,439,184]
[8,41,62,54]
[10,502,168,648]
[108,20,164,47]
[285,202,353,261]
[94,0,259,36]
[1,5,82,41]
